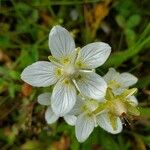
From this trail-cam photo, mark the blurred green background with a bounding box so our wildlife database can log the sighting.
[0,0,150,149]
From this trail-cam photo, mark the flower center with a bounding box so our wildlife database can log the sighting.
[109,100,127,117]
[63,65,76,77]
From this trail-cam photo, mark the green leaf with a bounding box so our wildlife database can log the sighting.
[102,23,150,68]
[127,14,141,28]
[0,36,11,48]
[8,70,20,80]
[19,45,39,68]
[8,83,20,98]
[116,15,126,28]
[125,29,136,47]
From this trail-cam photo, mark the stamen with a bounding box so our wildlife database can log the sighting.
[120,113,131,127]
[69,47,81,64]
[79,70,93,73]
[55,68,62,76]
[48,55,63,67]
[72,79,82,94]
[75,60,85,68]
[60,57,70,65]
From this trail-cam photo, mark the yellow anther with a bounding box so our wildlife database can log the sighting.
[48,55,57,62]
[75,60,85,68]
[61,57,70,65]
[63,79,70,85]
[55,68,62,76]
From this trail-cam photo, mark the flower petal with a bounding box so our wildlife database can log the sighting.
[128,96,138,106]
[51,79,76,116]
[37,93,51,106]
[64,115,77,126]
[97,112,123,134]
[75,72,107,100]
[76,42,111,69]
[75,113,95,142]
[103,68,119,82]
[45,106,59,124]
[118,73,138,87]
[49,25,75,59]
[69,96,84,115]
[21,61,58,87]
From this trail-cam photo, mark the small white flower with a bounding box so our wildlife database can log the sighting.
[103,68,138,106]
[95,69,139,134]
[71,96,105,142]
[103,68,138,95]
[37,93,77,126]
[21,25,111,116]
[97,88,140,134]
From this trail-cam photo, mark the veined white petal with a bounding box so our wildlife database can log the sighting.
[37,93,51,106]
[75,113,95,143]
[76,72,107,100]
[45,106,59,124]
[76,42,111,69]
[117,73,138,87]
[49,25,75,59]
[69,96,84,115]
[128,96,138,106]
[51,79,76,116]
[113,88,125,96]
[21,61,58,87]
[97,113,123,134]
[103,68,119,82]
[64,115,77,126]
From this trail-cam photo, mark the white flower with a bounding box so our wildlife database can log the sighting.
[37,93,77,126]
[73,87,139,142]
[71,96,105,142]
[97,88,140,135]
[93,69,139,135]
[103,68,138,105]
[21,25,111,116]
